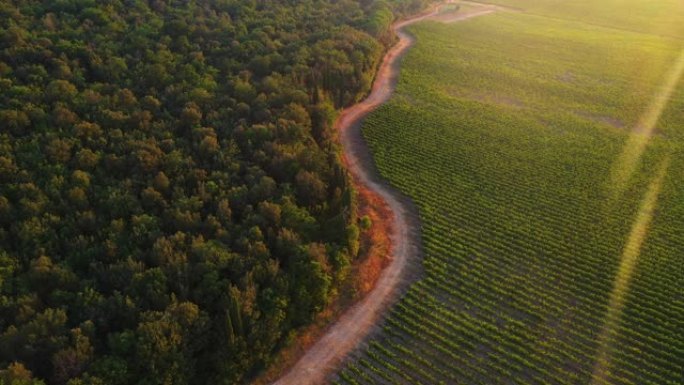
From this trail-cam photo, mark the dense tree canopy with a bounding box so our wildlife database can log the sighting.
[0,0,430,384]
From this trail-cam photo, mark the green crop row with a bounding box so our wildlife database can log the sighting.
[334,5,684,385]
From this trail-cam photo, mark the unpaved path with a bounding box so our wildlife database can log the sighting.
[271,3,497,385]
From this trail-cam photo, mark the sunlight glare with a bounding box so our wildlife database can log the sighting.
[591,156,670,385]
[609,48,684,200]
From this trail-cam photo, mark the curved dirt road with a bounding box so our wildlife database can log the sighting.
[272,4,497,385]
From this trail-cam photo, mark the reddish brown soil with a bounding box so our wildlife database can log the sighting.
[266,3,498,385]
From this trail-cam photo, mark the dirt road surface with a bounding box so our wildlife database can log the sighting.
[271,3,497,385]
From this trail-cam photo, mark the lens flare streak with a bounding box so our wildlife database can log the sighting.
[591,157,670,385]
[610,48,684,199]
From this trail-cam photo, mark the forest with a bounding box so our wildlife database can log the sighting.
[0,0,430,384]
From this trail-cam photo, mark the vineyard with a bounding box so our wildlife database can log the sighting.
[333,5,684,385]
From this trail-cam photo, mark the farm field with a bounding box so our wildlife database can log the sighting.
[479,0,684,39]
[333,2,684,385]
